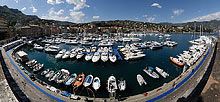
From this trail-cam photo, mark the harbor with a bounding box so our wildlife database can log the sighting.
[0,32,218,102]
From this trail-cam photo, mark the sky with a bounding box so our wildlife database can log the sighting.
[1,0,220,23]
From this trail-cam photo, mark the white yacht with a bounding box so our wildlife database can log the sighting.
[155,67,169,78]
[92,52,100,62]
[62,51,70,59]
[33,44,44,50]
[124,52,145,61]
[76,52,84,59]
[109,54,117,63]
[55,49,66,59]
[85,53,93,61]
[101,52,108,62]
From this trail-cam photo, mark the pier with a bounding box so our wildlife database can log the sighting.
[114,49,123,60]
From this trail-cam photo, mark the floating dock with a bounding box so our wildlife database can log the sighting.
[114,49,122,60]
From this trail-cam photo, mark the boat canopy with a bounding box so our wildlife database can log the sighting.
[148,66,154,70]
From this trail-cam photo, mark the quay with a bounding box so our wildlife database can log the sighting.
[0,36,218,102]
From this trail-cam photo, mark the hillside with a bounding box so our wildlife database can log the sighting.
[0,5,74,26]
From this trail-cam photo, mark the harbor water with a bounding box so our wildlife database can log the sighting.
[19,33,215,98]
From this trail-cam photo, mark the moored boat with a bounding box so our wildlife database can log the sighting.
[143,66,160,79]
[155,67,169,78]
[45,70,54,78]
[83,74,94,87]
[73,73,85,88]
[136,74,147,86]
[41,69,50,76]
[76,52,84,59]
[92,77,101,91]
[118,80,126,91]
[170,56,184,66]
[109,53,117,63]
[85,53,93,61]
[92,52,100,62]
[65,73,77,86]
[62,51,70,59]
[101,52,108,62]
[107,76,118,93]
[55,49,66,59]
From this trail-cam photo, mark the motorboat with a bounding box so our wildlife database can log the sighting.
[170,57,184,66]
[155,67,169,78]
[45,70,54,78]
[33,63,44,72]
[55,49,66,59]
[73,73,85,88]
[118,80,126,91]
[101,52,108,62]
[48,70,61,81]
[85,53,93,61]
[124,52,145,61]
[136,74,147,86]
[70,49,77,59]
[56,69,70,84]
[109,54,117,63]
[76,52,84,59]
[41,69,50,76]
[45,47,59,54]
[65,73,77,86]
[92,52,100,62]
[26,59,37,67]
[107,76,118,93]
[143,66,160,79]
[92,77,101,91]
[62,51,70,59]
[83,74,94,87]
[33,44,44,50]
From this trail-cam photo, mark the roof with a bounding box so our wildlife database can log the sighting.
[17,51,28,57]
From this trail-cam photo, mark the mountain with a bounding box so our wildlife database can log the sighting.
[0,5,40,25]
[159,20,220,32]
[0,5,74,26]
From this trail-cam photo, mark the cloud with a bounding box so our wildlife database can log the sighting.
[48,8,64,15]
[135,18,139,20]
[42,8,69,21]
[69,9,85,23]
[30,5,37,13]
[146,17,155,22]
[93,16,100,19]
[66,0,90,10]
[14,0,19,3]
[21,7,26,11]
[151,3,162,8]
[47,0,64,5]
[171,16,174,19]
[173,9,184,16]
[184,12,220,22]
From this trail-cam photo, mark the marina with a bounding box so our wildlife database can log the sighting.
[0,1,220,101]
[10,33,216,99]
[0,32,217,102]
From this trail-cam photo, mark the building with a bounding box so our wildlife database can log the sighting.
[0,17,8,40]
[19,25,43,37]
